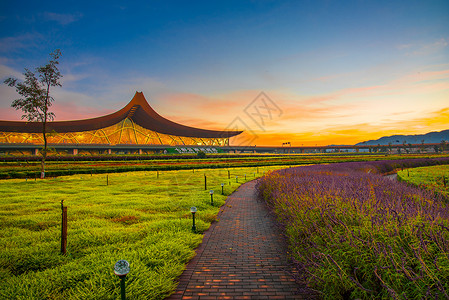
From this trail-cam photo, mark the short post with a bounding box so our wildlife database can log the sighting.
[210,190,214,205]
[443,175,446,188]
[61,200,67,255]
[190,207,197,232]
[114,260,130,300]
[107,175,109,186]
[407,169,409,177]
[157,171,159,179]
[236,176,238,183]
[257,167,259,173]
[228,170,230,179]
[221,183,224,195]
[204,174,207,190]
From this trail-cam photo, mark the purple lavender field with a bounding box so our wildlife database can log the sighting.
[257,158,449,299]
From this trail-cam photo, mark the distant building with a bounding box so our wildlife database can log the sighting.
[0,92,242,155]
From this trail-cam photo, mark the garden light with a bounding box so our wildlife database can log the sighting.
[114,259,130,300]
[190,206,197,232]
[236,176,238,183]
[209,190,214,205]
[221,183,224,195]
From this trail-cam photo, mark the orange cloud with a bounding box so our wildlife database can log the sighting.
[1,65,447,147]
[231,106,449,147]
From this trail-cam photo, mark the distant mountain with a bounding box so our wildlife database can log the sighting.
[356,129,449,146]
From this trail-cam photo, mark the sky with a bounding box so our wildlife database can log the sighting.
[0,0,448,146]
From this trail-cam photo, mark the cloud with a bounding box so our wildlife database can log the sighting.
[42,12,83,25]
[2,56,447,148]
[0,62,23,79]
[249,106,449,147]
[0,33,44,53]
[396,43,413,50]
[403,38,448,57]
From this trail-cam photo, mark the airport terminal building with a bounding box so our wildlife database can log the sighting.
[0,92,242,155]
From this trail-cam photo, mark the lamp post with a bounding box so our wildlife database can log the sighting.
[114,260,130,300]
[190,207,197,232]
[221,183,224,195]
[209,190,214,205]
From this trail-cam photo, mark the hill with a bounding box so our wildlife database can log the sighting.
[356,129,449,146]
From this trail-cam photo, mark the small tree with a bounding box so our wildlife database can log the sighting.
[4,49,62,178]
[197,150,206,159]
[434,145,439,153]
[441,140,447,153]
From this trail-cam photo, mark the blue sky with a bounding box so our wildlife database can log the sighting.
[1,0,448,146]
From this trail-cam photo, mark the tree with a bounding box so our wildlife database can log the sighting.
[4,49,62,178]
[434,145,439,153]
[441,140,447,153]
[197,150,206,158]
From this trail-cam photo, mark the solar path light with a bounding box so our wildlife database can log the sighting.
[221,183,224,195]
[114,259,130,300]
[190,206,197,232]
[209,190,214,205]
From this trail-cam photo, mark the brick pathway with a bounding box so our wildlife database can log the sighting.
[167,180,308,300]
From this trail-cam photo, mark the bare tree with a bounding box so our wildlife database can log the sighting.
[4,49,62,178]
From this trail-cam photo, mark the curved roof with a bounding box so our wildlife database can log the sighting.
[0,92,242,138]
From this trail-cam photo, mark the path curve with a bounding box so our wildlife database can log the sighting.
[166,180,308,300]
[385,173,398,181]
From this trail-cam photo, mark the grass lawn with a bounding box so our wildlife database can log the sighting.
[398,164,449,198]
[0,165,287,299]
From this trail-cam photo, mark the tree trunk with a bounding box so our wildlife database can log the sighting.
[41,90,49,179]
[41,121,47,179]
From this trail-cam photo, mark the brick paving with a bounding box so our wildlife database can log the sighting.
[167,180,309,300]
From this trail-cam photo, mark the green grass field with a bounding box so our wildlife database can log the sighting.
[398,165,449,198]
[0,165,286,299]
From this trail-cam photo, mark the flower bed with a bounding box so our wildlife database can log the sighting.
[257,157,449,299]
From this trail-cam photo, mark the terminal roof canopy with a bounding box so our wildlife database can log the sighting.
[0,92,243,138]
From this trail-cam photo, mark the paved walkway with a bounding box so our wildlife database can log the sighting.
[385,173,398,181]
[167,180,308,300]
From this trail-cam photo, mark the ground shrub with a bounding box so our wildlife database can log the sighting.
[258,158,449,299]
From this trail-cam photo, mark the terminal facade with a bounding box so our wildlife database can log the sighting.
[0,92,242,155]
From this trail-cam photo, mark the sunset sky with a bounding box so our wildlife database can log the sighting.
[0,1,448,146]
